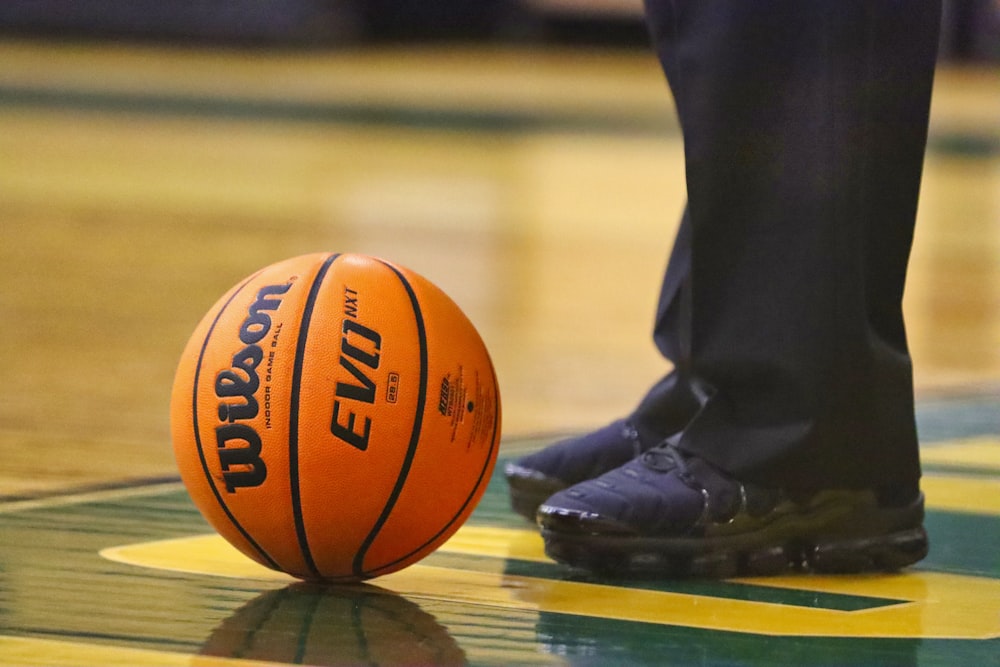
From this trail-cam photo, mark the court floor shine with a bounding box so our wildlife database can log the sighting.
[0,37,998,666]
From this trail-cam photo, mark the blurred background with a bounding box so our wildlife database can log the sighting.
[0,0,998,55]
[1,1,998,497]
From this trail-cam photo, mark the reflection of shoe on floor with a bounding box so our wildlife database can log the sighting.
[504,419,663,521]
[537,443,929,578]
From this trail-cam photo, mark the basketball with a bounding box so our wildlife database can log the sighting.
[170,253,501,582]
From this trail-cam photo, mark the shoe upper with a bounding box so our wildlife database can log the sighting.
[538,442,789,538]
[506,420,648,488]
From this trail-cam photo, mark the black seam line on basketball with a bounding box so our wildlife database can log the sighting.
[367,359,501,577]
[352,259,429,579]
[191,270,282,573]
[287,252,341,580]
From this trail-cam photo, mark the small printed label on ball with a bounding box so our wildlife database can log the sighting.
[437,366,496,450]
[437,369,463,423]
[386,372,400,404]
[468,369,497,450]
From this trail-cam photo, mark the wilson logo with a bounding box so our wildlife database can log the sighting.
[214,282,290,492]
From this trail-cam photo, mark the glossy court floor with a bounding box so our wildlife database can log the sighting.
[1,36,999,666]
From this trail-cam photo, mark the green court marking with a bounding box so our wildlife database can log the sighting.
[922,463,1000,477]
[0,84,674,136]
[525,611,998,667]
[425,552,905,612]
[917,395,1000,443]
[0,83,996,156]
[2,469,1000,666]
[1,393,998,665]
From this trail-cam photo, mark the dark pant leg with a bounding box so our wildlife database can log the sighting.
[629,208,701,443]
[652,206,692,366]
[642,0,941,491]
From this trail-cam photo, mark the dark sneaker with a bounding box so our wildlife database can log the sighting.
[505,420,657,521]
[537,443,928,578]
[506,371,702,521]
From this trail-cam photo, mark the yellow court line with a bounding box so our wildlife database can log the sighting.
[0,635,287,667]
[0,482,187,514]
[96,464,1000,641]
[918,435,1000,517]
[921,472,1000,515]
[440,523,551,562]
[79,453,1000,643]
[921,436,1000,470]
[102,523,1000,640]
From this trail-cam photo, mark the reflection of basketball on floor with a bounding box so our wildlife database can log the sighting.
[171,253,502,581]
[201,583,466,666]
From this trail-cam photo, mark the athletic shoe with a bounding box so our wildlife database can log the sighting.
[537,442,928,577]
[505,420,658,521]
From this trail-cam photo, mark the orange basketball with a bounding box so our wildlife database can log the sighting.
[170,253,501,582]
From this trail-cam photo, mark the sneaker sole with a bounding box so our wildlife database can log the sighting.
[505,464,568,521]
[539,494,929,578]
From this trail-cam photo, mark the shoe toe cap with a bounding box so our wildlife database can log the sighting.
[536,461,711,537]
[535,473,659,536]
[536,501,639,536]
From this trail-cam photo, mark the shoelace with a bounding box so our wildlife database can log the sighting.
[639,441,689,476]
[620,421,644,458]
[641,442,749,526]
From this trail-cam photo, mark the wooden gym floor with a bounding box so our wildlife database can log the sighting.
[1,37,999,666]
